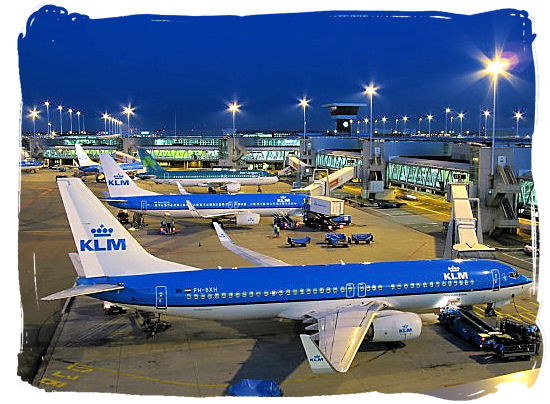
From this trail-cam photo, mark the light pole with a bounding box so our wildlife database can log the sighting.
[374,119,378,133]
[364,118,368,133]
[29,108,39,136]
[68,108,73,133]
[483,109,490,138]
[403,116,408,133]
[450,116,454,134]
[395,118,399,133]
[458,112,465,135]
[44,101,50,135]
[445,107,451,134]
[76,111,81,133]
[298,97,309,135]
[102,112,109,133]
[381,116,387,134]
[363,84,376,160]
[485,55,509,176]
[82,113,85,133]
[418,117,422,134]
[514,111,523,137]
[227,101,240,156]
[123,105,135,138]
[427,114,433,135]
[57,105,63,134]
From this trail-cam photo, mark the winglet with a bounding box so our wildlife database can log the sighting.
[213,222,232,245]
[299,334,335,374]
[177,181,190,195]
[185,200,202,218]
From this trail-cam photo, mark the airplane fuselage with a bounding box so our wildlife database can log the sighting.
[107,192,308,218]
[84,259,530,321]
[142,170,278,187]
[79,162,143,173]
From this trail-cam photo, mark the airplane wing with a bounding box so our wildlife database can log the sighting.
[300,301,386,373]
[176,181,190,194]
[213,222,289,267]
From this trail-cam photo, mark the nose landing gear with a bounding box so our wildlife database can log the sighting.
[484,303,496,317]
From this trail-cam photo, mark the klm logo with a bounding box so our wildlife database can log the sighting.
[310,355,324,363]
[399,324,413,334]
[108,173,129,186]
[443,265,468,281]
[80,224,126,252]
[277,196,291,203]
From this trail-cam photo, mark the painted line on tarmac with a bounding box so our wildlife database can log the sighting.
[20,188,53,211]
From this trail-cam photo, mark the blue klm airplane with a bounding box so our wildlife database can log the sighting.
[100,153,306,225]
[43,175,531,373]
[75,144,143,174]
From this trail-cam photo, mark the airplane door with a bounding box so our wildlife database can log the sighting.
[491,269,500,291]
[346,283,355,298]
[156,286,167,309]
[141,200,147,211]
[357,282,366,297]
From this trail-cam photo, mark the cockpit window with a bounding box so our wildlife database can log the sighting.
[509,271,519,279]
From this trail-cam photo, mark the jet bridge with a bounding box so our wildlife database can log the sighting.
[444,183,494,259]
[291,166,356,196]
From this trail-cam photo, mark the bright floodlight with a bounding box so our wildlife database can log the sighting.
[403,116,408,122]
[299,97,309,108]
[102,112,109,120]
[486,57,509,78]
[227,102,240,113]
[483,110,490,117]
[29,108,39,119]
[68,108,73,113]
[458,112,465,119]
[427,114,433,121]
[123,105,135,117]
[381,116,387,123]
[514,111,523,120]
[57,105,63,111]
[76,111,81,116]
[363,84,376,96]
[445,107,451,113]
[364,118,368,123]
[44,101,50,107]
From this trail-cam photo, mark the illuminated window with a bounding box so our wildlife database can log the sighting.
[422,283,427,288]
[264,291,269,296]
[306,288,311,294]
[214,293,219,298]
[435,282,440,287]
[453,281,458,286]
[271,291,276,296]
[201,294,205,299]
[278,290,283,296]
[429,282,434,288]
[458,280,463,285]
[391,284,395,290]
[465,280,469,285]
[404,283,408,289]
[292,289,298,295]
[416,283,420,288]
[256,291,261,297]
[207,294,212,299]
[235,292,241,298]
[228,292,234,298]
[340,287,345,293]
[372,285,376,291]
[366,285,371,291]
[285,290,290,295]
[222,293,226,298]
[313,288,317,294]
[186,294,191,300]
[319,288,325,293]
[378,285,382,291]
[300,289,305,295]
[332,287,338,293]
[442,281,446,287]
[194,294,199,299]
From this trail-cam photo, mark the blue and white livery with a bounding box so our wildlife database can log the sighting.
[100,153,307,224]
[75,144,143,174]
[44,176,531,374]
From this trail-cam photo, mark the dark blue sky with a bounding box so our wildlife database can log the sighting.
[18,6,536,134]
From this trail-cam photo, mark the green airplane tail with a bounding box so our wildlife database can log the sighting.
[138,148,165,173]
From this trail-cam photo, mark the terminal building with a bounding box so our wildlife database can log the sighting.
[23,103,535,235]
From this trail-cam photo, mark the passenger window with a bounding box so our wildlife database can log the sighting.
[465,280,469,285]
[435,282,440,287]
[458,280,463,285]
[264,291,269,296]
[378,285,382,290]
[471,279,475,285]
[313,288,317,294]
[194,294,199,299]
[371,285,376,291]
[235,292,240,298]
[271,291,276,296]
[359,285,365,291]
[215,293,219,299]
[340,287,345,293]
[256,291,261,297]
[410,283,414,289]
[397,284,402,289]
[278,290,283,296]
[442,281,446,287]
[366,285,371,291]
[391,284,395,290]
[319,288,325,293]
[207,294,212,299]
[306,288,311,294]
[416,283,420,288]
[222,293,226,298]
[332,287,338,293]
[403,283,408,289]
[453,281,458,286]
[293,289,298,295]
[201,294,205,299]
[285,290,290,295]
[300,289,305,295]
[422,282,427,288]
[186,294,191,300]
[429,282,433,287]
[249,291,254,297]
[229,292,234,298]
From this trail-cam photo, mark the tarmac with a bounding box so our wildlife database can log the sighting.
[18,169,541,396]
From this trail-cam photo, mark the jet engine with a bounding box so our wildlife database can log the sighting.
[225,183,241,193]
[365,311,422,342]
[235,212,260,226]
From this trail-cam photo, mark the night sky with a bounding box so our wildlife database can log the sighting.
[18,6,536,134]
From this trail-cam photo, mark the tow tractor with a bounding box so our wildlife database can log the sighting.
[160,213,176,235]
[438,307,540,359]
[274,214,299,230]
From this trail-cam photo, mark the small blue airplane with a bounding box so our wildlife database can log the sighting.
[75,144,143,174]
[100,153,307,225]
[20,159,43,172]
[44,176,531,373]
[138,148,278,193]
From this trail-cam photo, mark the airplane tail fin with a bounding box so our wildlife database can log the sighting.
[138,148,165,173]
[100,153,158,198]
[55,178,200,280]
[75,144,97,167]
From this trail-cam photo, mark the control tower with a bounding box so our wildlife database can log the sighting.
[323,103,366,134]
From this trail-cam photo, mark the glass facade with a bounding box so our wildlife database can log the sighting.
[315,153,362,170]
[241,150,291,162]
[146,148,219,161]
[152,138,222,147]
[43,148,115,159]
[386,161,469,192]
[518,179,537,211]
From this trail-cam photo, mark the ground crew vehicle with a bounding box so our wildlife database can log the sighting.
[160,213,176,235]
[348,233,374,244]
[325,233,348,247]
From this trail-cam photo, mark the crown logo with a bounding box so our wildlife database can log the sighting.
[91,224,114,238]
[113,174,124,180]
[448,265,460,272]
